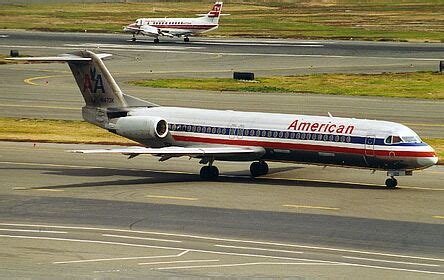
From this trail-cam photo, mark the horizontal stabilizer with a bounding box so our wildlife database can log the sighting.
[6,53,112,62]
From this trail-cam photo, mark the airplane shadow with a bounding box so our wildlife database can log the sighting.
[4,165,389,191]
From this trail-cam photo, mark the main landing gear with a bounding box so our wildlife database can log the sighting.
[199,160,269,180]
[131,35,136,42]
[154,38,160,43]
[250,161,269,177]
[200,165,219,180]
[385,177,398,188]
[184,37,190,43]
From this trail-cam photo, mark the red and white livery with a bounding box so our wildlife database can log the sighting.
[9,51,439,188]
[124,2,225,43]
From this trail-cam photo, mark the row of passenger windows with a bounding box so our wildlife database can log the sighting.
[153,22,184,25]
[168,124,352,143]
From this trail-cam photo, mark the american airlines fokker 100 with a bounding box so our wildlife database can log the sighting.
[123,1,226,43]
[9,51,438,188]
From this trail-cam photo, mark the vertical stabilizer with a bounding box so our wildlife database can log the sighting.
[67,50,127,109]
[203,2,223,24]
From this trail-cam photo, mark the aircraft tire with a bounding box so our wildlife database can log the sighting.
[154,38,160,43]
[250,161,268,177]
[385,178,398,188]
[200,166,219,180]
[184,37,190,42]
[259,161,269,175]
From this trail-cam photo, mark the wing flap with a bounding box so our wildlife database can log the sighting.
[70,146,264,157]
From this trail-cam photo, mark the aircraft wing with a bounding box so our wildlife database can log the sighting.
[128,25,175,38]
[70,146,264,160]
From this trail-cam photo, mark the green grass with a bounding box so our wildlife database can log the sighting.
[0,118,135,145]
[131,72,444,99]
[0,1,443,42]
[0,117,441,163]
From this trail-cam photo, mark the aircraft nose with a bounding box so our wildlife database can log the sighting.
[417,156,438,168]
[417,146,439,168]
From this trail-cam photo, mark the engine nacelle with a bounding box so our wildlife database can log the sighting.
[114,116,168,139]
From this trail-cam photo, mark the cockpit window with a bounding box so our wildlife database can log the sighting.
[401,136,421,143]
[385,135,421,144]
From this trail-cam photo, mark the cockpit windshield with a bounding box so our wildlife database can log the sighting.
[385,135,422,144]
[401,135,422,143]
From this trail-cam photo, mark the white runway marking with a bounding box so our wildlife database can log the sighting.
[0,228,66,234]
[139,259,219,266]
[102,233,182,243]
[54,251,189,264]
[342,256,440,267]
[155,261,344,270]
[1,222,444,262]
[65,43,205,50]
[191,41,325,47]
[1,228,443,275]
[214,244,303,254]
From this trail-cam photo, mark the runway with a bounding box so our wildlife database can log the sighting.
[0,31,443,278]
[0,141,443,278]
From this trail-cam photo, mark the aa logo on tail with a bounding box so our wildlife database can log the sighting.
[83,67,104,93]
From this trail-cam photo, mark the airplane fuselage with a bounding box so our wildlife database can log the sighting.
[117,106,438,172]
[131,17,218,35]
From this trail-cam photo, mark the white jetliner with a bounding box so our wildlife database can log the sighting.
[9,51,438,188]
[123,1,226,43]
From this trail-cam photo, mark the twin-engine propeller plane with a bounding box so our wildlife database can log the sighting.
[123,1,226,43]
[8,51,438,188]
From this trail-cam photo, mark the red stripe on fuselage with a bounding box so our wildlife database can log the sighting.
[172,135,436,158]
[153,24,217,29]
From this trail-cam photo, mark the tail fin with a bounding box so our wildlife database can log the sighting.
[202,2,223,23]
[207,2,223,18]
[7,50,157,128]
[67,50,128,109]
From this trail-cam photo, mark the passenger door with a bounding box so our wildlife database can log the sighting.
[365,135,375,157]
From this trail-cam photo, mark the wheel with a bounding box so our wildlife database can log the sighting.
[250,161,268,177]
[131,37,136,42]
[154,38,159,43]
[184,37,190,42]
[385,178,398,188]
[259,161,269,175]
[200,166,219,180]
[209,166,219,178]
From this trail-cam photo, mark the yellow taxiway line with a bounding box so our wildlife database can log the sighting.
[146,195,198,201]
[283,204,340,211]
[24,74,70,86]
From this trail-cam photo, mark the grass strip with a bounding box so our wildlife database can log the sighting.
[0,1,443,42]
[0,117,441,163]
[0,118,135,145]
[131,72,444,99]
